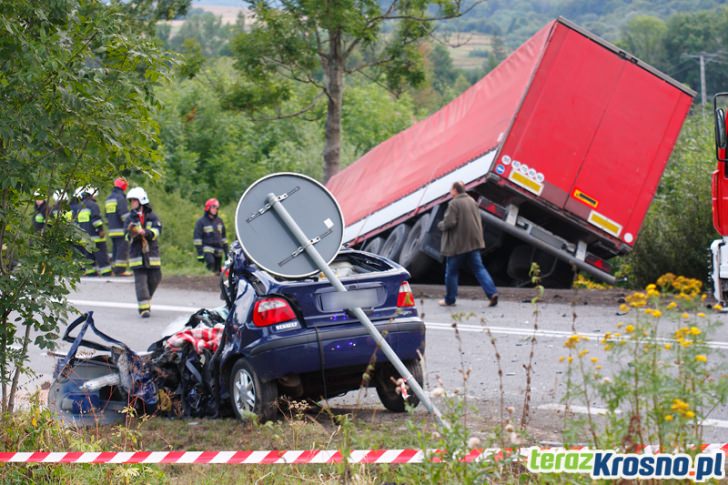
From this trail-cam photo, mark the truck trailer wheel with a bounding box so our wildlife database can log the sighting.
[380,224,411,262]
[230,358,278,422]
[399,214,434,279]
[362,236,385,255]
[375,360,423,412]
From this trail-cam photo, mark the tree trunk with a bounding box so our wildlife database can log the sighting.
[323,29,344,183]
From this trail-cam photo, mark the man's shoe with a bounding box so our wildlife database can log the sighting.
[438,299,456,307]
[488,294,499,307]
[140,310,151,318]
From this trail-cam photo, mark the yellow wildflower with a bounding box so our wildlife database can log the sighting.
[625,324,635,333]
[666,301,678,310]
[567,356,573,364]
[671,398,690,412]
[701,294,707,301]
[651,309,662,318]
[564,334,585,349]
[596,365,603,370]
[664,343,672,350]
[680,339,693,348]
[646,284,657,292]
[619,304,630,313]
[714,303,724,311]
[685,410,696,419]
[578,349,589,358]
[681,312,690,319]
[689,326,701,336]
[695,354,707,363]
[590,357,598,364]
[697,312,706,318]
[664,414,673,422]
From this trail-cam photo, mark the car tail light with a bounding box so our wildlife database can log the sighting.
[253,297,297,327]
[397,281,415,307]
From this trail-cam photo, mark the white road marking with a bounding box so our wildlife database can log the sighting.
[66,300,728,350]
[80,277,134,284]
[69,299,200,313]
[538,403,728,429]
[426,321,728,350]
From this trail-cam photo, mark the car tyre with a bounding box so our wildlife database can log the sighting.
[230,358,278,422]
[375,360,423,412]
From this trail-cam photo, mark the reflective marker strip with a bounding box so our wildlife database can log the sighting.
[1,447,727,464]
[587,210,622,237]
[508,170,544,196]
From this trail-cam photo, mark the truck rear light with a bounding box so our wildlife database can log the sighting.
[585,254,612,273]
[478,197,507,219]
[253,297,297,327]
[397,281,415,307]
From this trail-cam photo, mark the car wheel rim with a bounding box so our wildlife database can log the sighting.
[233,368,256,414]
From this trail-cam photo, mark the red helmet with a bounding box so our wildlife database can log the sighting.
[205,198,220,212]
[114,177,128,191]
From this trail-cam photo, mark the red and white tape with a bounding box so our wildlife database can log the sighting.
[1,445,726,465]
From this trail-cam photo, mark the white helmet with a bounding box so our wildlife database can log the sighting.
[126,187,149,205]
[74,186,98,199]
[52,190,68,202]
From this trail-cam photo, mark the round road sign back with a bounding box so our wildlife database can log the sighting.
[235,173,344,278]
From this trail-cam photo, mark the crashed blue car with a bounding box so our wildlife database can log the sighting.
[49,244,426,423]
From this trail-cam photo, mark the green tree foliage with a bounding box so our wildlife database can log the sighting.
[168,10,238,57]
[229,0,466,182]
[617,15,668,69]
[625,114,716,286]
[0,0,172,412]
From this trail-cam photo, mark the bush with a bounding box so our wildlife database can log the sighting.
[624,113,716,286]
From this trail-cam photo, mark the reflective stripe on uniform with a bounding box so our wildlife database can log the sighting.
[129,257,143,268]
[97,265,112,275]
[77,209,91,223]
[138,301,151,311]
[148,257,161,267]
[202,246,215,253]
[221,238,228,244]
[93,237,106,243]
[193,239,202,245]
[108,230,124,237]
[112,261,128,268]
[148,228,159,240]
[105,201,117,213]
[203,226,213,233]
[92,219,103,228]
[35,214,45,223]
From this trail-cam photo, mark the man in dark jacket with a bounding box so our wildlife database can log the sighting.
[193,198,228,273]
[125,186,162,318]
[437,181,498,307]
[76,186,112,276]
[105,177,131,275]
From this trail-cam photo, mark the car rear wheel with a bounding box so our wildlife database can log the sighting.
[230,358,278,422]
[375,360,423,412]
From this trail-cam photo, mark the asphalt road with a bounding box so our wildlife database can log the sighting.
[23,277,728,443]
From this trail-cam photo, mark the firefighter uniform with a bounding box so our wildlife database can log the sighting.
[105,186,130,275]
[77,196,112,276]
[193,213,228,272]
[126,205,162,316]
[32,201,50,232]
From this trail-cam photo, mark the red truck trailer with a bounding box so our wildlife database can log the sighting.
[327,17,695,286]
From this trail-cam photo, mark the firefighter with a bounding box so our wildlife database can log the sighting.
[32,192,50,232]
[125,187,162,318]
[75,186,112,276]
[193,198,228,273]
[105,177,131,276]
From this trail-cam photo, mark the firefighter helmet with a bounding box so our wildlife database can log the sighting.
[74,186,98,199]
[205,198,220,212]
[126,187,149,205]
[114,177,129,191]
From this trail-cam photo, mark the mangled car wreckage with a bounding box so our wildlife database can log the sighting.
[49,244,426,424]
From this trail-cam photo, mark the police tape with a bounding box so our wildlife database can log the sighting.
[0,445,727,465]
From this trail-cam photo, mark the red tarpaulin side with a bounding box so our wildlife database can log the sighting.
[326,21,556,227]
